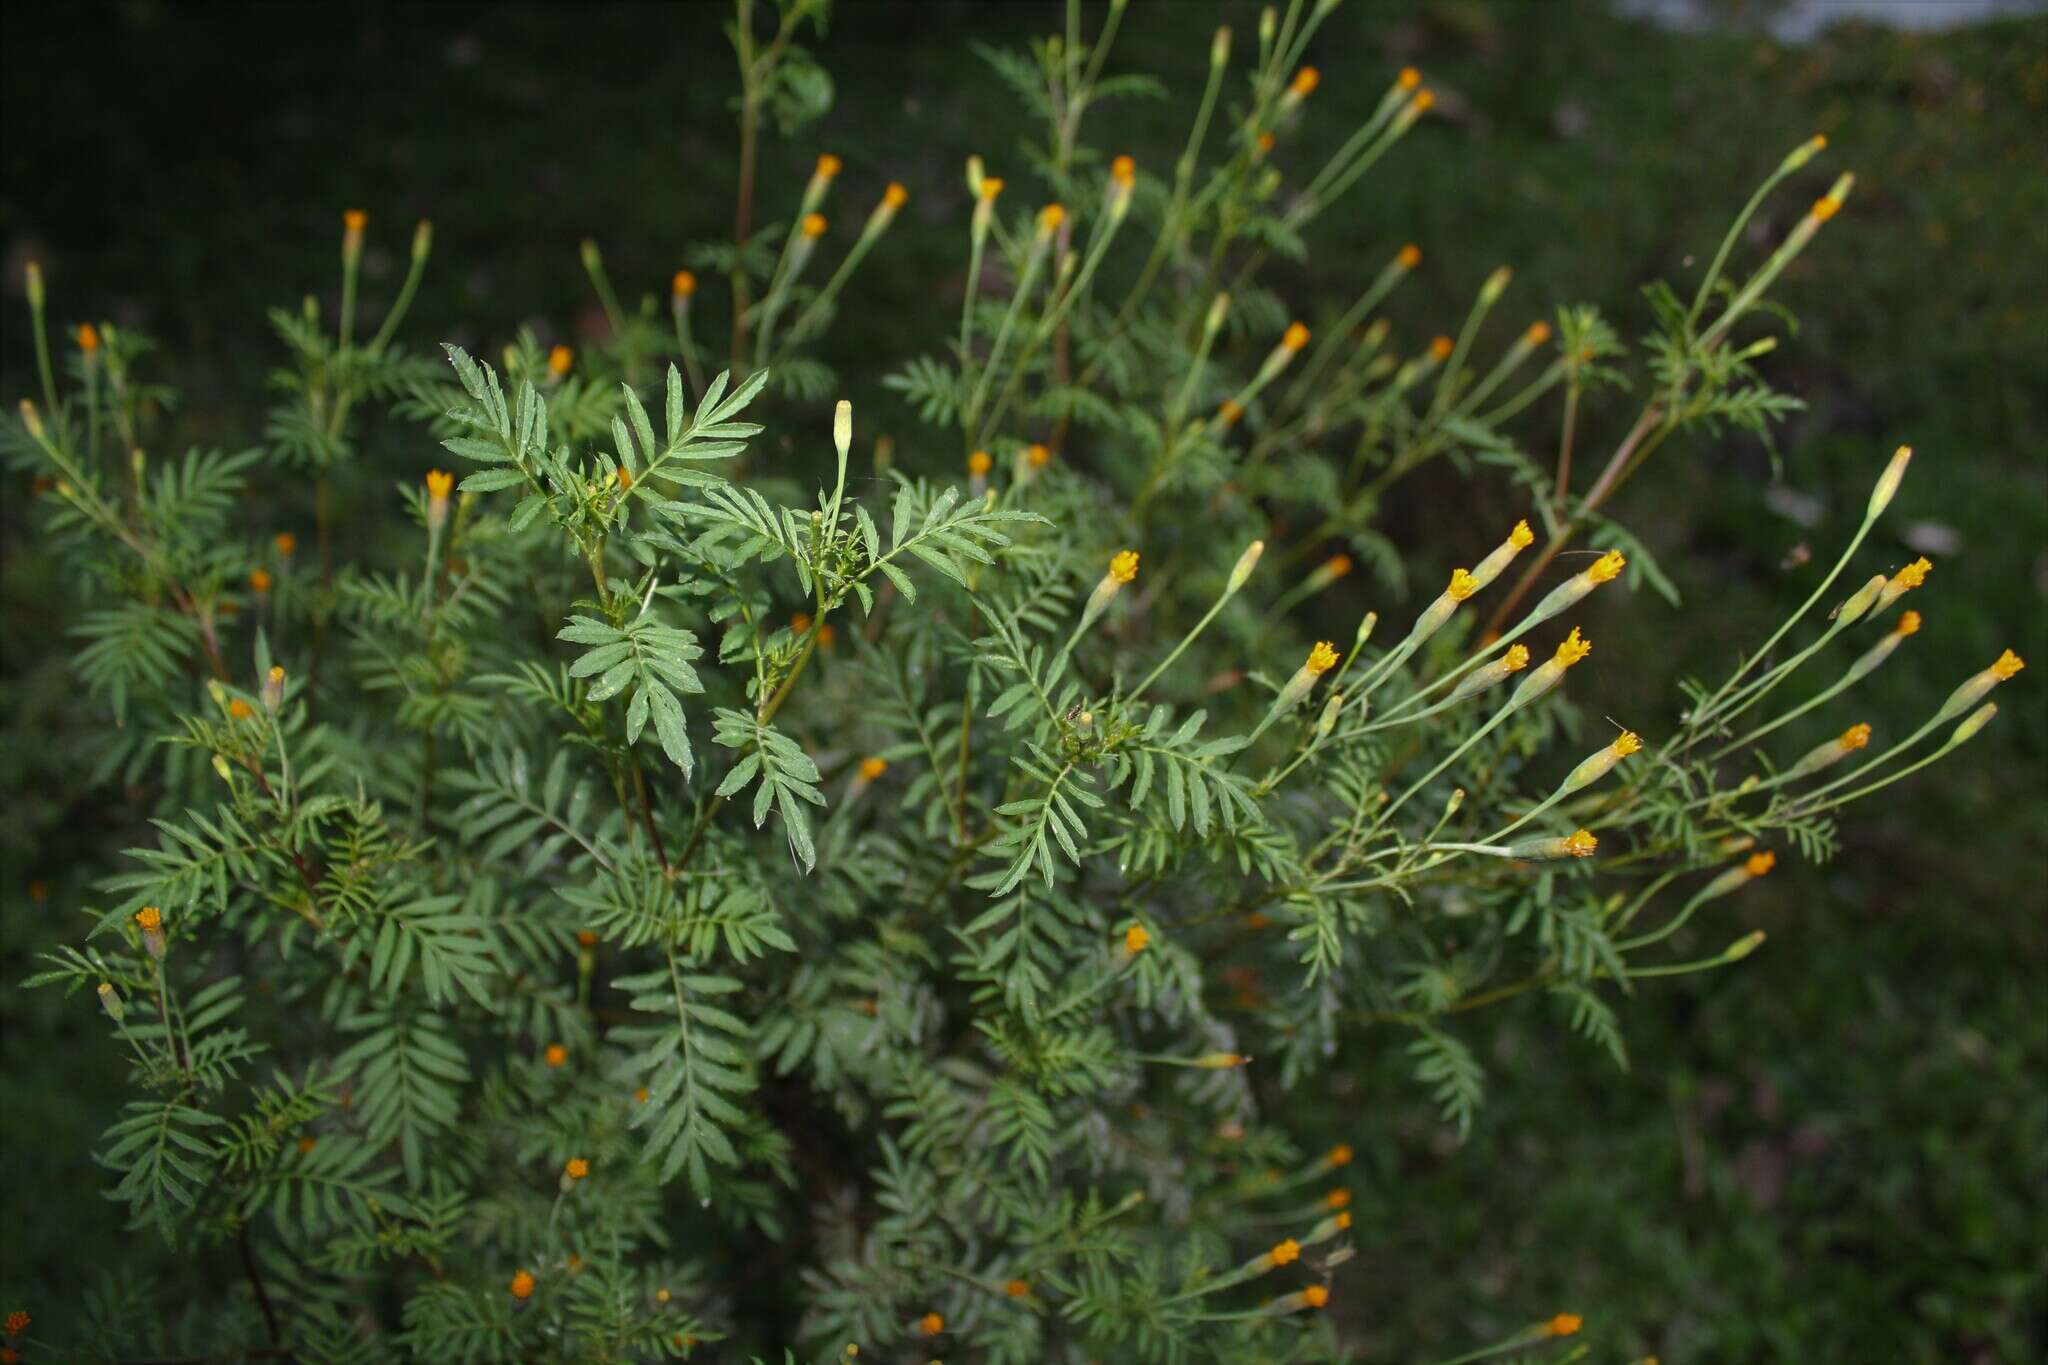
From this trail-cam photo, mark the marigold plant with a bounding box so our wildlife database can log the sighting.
[4,2,2018,1361]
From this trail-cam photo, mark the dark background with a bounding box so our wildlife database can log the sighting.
[4,2,2045,1359]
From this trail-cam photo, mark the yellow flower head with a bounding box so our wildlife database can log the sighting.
[1562,829,1598,858]
[883,182,908,209]
[672,269,697,297]
[1282,321,1310,352]
[1335,1210,1353,1229]
[565,1157,589,1180]
[815,153,842,180]
[967,449,993,476]
[1398,66,1422,90]
[78,323,101,353]
[1398,243,1423,268]
[1429,335,1454,361]
[1110,155,1136,186]
[1110,550,1140,584]
[1124,924,1150,954]
[135,906,162,932]
[544,1043,568,1068]
[859,757,888,782]
[1412,88,1437,112]
[548,345,573,377]
[920,1312,944,1337]
[1612,730,1641,757]
[1305,641,1340,676]
[275,531,297,557]
[1555,628,1592,667]
[979,176,1005,201]
[1991,649,2025,680]
[1509,519,1534,549]
[1324,553,1353,579]
[1325,1188,1351,1209]
[1038,203,1066,234]
[1303,1284,1330,1308]
[802,212,828,239]
[1026,442,1051,468]
[1547,1313,1583,1337]
[1329,1143,1354,1166]
[1890,557,1931,592]
[1840,722,1872,750]
[510,1270,535,1300]
[1270,1239,1301,1266]
[1525,320,1552,346]
[1218,398,1244,426]
[229,698,255,720]
[250,568,272,594]
[1291,67,1320,96]
[1503,643,1532,672]
[343,209,368,235]
[1006,1279,1030,1298]
[1811,194,1842,221]
[1894,610,1921,637]
[426,469,454,500]
[1746,850,1777,878]
[1446,568,1479,602]
[1586,549,1626,583]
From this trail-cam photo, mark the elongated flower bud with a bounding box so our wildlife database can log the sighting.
[1949,701,1997,746]
[262,666,286,714]
[1782,133,1828,172]
[1559,730,1641,796]
[1724,930,1767,961]
[1267,1286,1331,1314]
[1875,557,1930,613]
[1844,609,1918,684]
[98,981,125,1022]
[1527,550,1625,627]
[1936,650,2022,722]
[1867,444,1911,520]
[1832,572,1888,625]
[1077,550,1140,636]
[426,469,454,531]
[1506,828,1598,860]
[1408,568,1480,647]
[1256,322,1309,384]
[342,208,367,262]
[134,905,166,960]
[1697,849,1776,902]
[1450,643,1530,702]
[1352,611,1377,652]
[1274,641,1340,712]
[1508,628,1592,710]
[1228,540,1265,593]
[1783,722,1872,781]
[1469,519,1535,591]
[1314,691,1344,741]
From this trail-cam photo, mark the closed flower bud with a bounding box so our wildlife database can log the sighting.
[920,1312,944,1337]
[1314,691,1344,741]
[1949,701,1998,746]
[1724,930,1767,961]
[1546,1313,1583,1337]
[1526,550,1625,626]
[262,666,286,713]
[1352,610,1378,651]
[1782,133,1828,172]
[1866,444,1911,520]
[511,1269,535,1300]
[1228,540,1265,593]
[1832,572,1889,625]
[1195,1051,1250,1069]
[1037,204,1065,236]
[672,269,697,301]
[412,219,433,262]
[18,400,45,442]
[98,981,124,1022]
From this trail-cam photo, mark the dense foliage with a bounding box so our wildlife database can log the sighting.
[3,1,2026,1361]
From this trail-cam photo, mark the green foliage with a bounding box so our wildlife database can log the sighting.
[4,3,2025,1362]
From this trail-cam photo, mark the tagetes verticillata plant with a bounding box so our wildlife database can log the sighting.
[5,2,2021,1360]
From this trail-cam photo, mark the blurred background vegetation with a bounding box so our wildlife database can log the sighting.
[4,1,2043,1360]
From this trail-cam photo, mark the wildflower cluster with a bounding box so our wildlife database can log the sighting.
[5,4,2011,1362]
